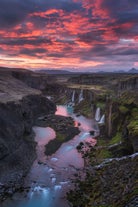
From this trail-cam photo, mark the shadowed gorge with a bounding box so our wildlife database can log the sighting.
[0,67,137,207]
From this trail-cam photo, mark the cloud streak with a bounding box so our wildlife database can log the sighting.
[0,0,138,71]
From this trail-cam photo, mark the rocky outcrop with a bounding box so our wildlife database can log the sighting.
[67,153,137,207]
[104,96,138,154]
[35,114,80,156]
[12,70,48,90]
[0,72,56,200]
[118,76,138,91]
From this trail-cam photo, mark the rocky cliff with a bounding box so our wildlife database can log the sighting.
[0,72,56,200]
[118,76,138,91]
[65,74,138,207]
[67,153,137,207]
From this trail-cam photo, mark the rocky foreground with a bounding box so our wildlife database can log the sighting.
[0,70,56,200]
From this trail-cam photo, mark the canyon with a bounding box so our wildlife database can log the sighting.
[0,67,137,207]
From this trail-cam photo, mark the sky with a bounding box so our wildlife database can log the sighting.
[0,0,138,72]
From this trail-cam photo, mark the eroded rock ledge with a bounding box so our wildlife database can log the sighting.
[0,72,56,200]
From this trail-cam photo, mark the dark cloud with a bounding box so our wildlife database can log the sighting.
[0,0,35,28]
[0,0,81,29]
[47,53,66,58]
[78,31,104,43]
[20,48,47,56]
[0,0,138,70]
[0,37,52,46]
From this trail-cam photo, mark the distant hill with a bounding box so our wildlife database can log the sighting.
[128,68,138,73]
[37,69,74,74]
[97,68,138,74]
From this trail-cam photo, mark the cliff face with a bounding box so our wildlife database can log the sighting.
[104,94,138,154]
[67,153,137,207]
[66,75,137,207]
[118,76,138,91]
[0,72,56,200]
[12,70,48,90]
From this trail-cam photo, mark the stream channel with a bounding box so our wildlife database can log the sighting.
[3,105,99,207]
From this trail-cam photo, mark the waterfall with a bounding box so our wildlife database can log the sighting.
[99,114,105,124]
[71,90,75,103]
[78,89,84,103]
[95,107,101,122]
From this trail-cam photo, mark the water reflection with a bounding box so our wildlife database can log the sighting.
[33,127,56,145]
[55,105,74,116]
[3,105,98,207]
[55,105,69,116]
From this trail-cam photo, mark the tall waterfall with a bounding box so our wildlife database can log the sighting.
[99,114,105,124]
[71,90,75,103]
[95,107,101,122]
[78,89,84,103]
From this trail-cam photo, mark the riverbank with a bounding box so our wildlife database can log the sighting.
[35,114,80,156]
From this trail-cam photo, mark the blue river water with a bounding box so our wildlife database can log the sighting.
[2,105,99,207]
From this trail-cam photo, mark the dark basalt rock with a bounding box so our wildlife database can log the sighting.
[0,94,56,201]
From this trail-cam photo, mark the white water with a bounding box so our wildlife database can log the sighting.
[3,105,98,207]
[71,90,75,103]
[98,114,105,124]
[78,89,84,103]
[94,152,138,169]
[95,107,101,122]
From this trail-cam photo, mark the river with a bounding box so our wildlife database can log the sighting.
[2,105,99,207]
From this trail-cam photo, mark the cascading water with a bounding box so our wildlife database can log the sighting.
[71,90,75,103]
[99,114,105,124]
[95,107,101,122]
[78,89,84,103]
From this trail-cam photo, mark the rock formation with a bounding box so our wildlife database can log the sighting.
[0,71,56,200]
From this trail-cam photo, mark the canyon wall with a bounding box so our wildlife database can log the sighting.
[0,72,56,200]
[67,153,137,207]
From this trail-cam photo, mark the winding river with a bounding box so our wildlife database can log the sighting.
[2,105,99,207]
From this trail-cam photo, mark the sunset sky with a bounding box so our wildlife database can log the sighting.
[0,0,138,71]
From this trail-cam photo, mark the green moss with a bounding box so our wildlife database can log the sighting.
[96,102,105,110]
[97,139,107,146]
[120,91,137,105]
[98,206,114,207]
[97,148,112,159]
[132,107,138,117]
[75,100,92,117]
[111,113,118,122]
[109,132,122,145]
[86,147,112,165]
[56,132,65,141]
[128,120,138,136]
[58,95,67,104]
[119,105,129,114]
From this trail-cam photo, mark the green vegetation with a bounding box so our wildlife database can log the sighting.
[67,84,105,93]
[97,139,107,146]
[67,75,138,207]
[97,132,122,147]
[56,132,65,141]
[74,100,92,117]
[119,105,129,114]
[96,102,105,110]
[78,144,112,165]
[57,95,67,104]
[109,132,122,145]
[128,119,138,136]
[120,91,138,105]
[45,132,65,156]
